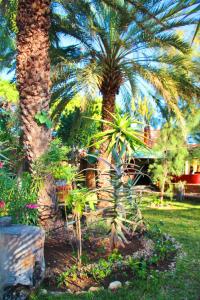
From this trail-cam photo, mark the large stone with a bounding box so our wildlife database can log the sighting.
[0,219,45,299]
[108,281,122,290]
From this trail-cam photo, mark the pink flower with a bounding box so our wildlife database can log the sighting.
[25,203,38,209]
[0,162,4,169]
[0,201,5,208]
[79,149,87,158]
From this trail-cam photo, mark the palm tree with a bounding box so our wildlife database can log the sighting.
[16,0,56,228]
[51,0,200,192]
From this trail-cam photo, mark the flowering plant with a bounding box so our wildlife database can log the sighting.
[0,200,5,208]
[21,203,39,225]
[25,203,38,209]
[0,200,7,217]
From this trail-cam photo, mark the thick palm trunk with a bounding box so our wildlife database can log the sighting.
[16,0,56,228]
[97,93,115,208]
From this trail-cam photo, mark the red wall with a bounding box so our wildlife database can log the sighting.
[173,174,200,184]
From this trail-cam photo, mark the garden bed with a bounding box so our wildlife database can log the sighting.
[43,225,180,293]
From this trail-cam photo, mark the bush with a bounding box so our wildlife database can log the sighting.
[0,167,38,225]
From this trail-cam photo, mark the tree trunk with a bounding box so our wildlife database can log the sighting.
[16,0,56,228]
[97,93,115,208]
[85,165,96,189]
[160,166,168,204]
[85,145,96,189]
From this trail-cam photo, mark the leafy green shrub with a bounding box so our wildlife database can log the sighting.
[32,138,84,190]
[89,259,113,281]
[0,167,38,225]
[65,188,97,265]
[147,224,179,260]
[58,265,79,287]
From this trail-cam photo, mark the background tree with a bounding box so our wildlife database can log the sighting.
[149,121,189,202]
[57,95,101,149]
[56,95,101,189]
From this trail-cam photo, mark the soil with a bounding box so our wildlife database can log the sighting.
[44,226,176,292]
[44,226,144,292]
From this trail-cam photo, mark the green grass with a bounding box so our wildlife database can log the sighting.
[33,200,200,300]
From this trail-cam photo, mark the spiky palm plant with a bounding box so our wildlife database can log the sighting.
[88,111,145,205]
[52,0,200,191]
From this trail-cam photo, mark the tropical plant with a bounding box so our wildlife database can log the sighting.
[51,0,200,189]
[57,95,101,149]
[0,165,39,225]
[65,188,96,266]
[91,112,144,155]
[52,0,200,117]
[96,146,144,249]
[89,111,145,203]
[31,138,69,189]
[83,142,144,249]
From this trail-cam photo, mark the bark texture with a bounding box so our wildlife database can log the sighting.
[16,0,51,164]
[97,93,116,207]
[85,145,97,190]
[16,0,56,228]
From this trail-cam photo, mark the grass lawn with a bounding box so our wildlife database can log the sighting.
[33,200,200,300]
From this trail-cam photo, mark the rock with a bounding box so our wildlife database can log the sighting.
[67,289,73,294]
[0,223,45,296]
[88,286,102,292]
[125,281,131,286]
[108,281,122,290]
[40,289,48,296]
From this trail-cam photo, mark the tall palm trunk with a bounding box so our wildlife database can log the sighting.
[16,0,56,228]
[97,92,116,207]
